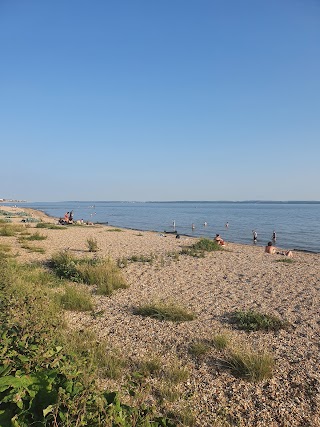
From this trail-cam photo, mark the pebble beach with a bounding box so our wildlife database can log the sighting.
[1,205,320,426]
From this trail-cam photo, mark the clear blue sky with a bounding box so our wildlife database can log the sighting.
[1,0,319,201]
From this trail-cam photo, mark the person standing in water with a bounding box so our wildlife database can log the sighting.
[252,230,257,243]
[272,230,277,241]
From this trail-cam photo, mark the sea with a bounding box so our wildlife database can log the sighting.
[3,201,320,253]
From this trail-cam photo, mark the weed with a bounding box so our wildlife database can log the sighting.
[181,238,223,257]
[0,223,24,236]
[189,341,211,357]
[86,237,99,252]
[137,356,162,376]
[164,361,189,384]
[275,258,294,263]
[212,333,229,350]
[22,231,47,241]
[225,349,274,382]
[20,242,46,253]
[77,258,127,295]
[133,302,196,322]
[231,310,289,332]
[106,228,123,232]
[36,222,65,230]
[57,285,93,311]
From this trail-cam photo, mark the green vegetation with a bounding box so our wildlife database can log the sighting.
[275,258,295,263]
[20,242,46,253]
[57,285,94,311]
[188,341,211,357]
[86,237,99,252]
[225,349,274,382]
[212,333,229,350]
[0,255,175,426]
[133,302,196,322]
[50,251,128,296]
[106,228,123,232]
[231,310,289,332]
[22,231,47,241]
[0,223,24,236]
[36,222,65,230]
[181,238,223,257]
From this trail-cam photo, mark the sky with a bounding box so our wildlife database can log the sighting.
[1,0,319,202]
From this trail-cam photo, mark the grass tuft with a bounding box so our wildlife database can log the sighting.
[133,302,196,322]
[57,285,93,311]
[275,258,294,263]
[212,333,229,350]
[231,310,289,332]
[86,237,99,252]
[225,349,274,382]
[189,341,211,357]
[36,222,65,229]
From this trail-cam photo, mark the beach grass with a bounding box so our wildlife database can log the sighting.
[231,310,289,332]
[133,301,196,322]
[57,285,94,311]
[225,349,274,382]
[36,222,65,230]
[86,236,99,252]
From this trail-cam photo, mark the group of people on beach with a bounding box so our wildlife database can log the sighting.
[211,228,292,257]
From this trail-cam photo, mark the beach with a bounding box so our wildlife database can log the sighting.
[1,206,320,426]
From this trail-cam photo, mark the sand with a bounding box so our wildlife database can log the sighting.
[1,206,320,426]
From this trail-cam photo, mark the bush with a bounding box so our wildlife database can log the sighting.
[133,302,196,322]
[181,238,223,257]
[231,310,289,332]
[51,251,82,281]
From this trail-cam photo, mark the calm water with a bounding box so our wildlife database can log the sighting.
[4,201,320,253]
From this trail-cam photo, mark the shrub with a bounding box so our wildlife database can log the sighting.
[133,302,196,322]
[86,237,99,252]
[57,285,93,311]
[231,310,289,332]
[180,238,223,258]
[225,349,274,382]
[192,238,223,252]
[50,251,81,281]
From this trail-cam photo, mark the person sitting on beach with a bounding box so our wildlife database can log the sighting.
[265,241,276,254]
[214,234,226,246]
[64,212,69,223]
[265,241,293,257]
[68,210,74,223]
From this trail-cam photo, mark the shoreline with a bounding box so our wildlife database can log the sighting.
[1,205,320,425]
[3,205,319,254]
[1,202,319,254]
